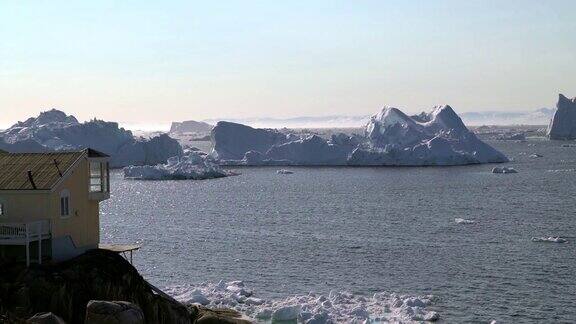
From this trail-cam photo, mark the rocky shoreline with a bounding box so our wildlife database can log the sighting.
[0,249,250,324]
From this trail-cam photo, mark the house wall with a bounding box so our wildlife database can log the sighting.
[50,157,100,250]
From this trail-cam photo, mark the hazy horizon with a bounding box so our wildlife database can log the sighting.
[1,1,575,128]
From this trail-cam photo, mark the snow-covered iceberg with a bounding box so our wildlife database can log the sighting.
[211,105,508,166]
[123,152,233,180]
[348,105,509,166]
[547,94,576,140]
[0,109,183,167]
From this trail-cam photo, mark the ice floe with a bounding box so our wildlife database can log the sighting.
[455,218,475,224]
[531,237,568,243]
[123,152,233,180]
[164,280,440,323]
[492,167,518,174]
[277,169,295,174]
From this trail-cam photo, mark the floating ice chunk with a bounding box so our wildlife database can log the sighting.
[492,167,518,174]
[277,169,294,174]
[531,236,568,243]
[123,152,234,180]
[455,218,475,224]
[529,153,543,158]
[273,305,302,321]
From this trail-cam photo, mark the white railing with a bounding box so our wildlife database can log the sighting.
[0,220,51,241]
[0,220,51,266]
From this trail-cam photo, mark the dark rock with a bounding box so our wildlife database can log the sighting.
[85,300,144,324]
[27,312,66,324]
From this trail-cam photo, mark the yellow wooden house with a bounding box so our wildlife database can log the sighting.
[0,148,110,265]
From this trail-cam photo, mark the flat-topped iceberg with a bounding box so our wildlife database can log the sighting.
[211,105,508,166]
[123,152,232,180]
[547,94,576,140]
[0,109,183,167]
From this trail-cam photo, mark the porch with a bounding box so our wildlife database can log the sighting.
[0,220,51,266]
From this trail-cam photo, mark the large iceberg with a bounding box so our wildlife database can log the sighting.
[169,120,213,134]
[0,109,183,167]
[123,152,232,180]
[210,105,508,166]
[348,105,509,166]
[547,94,576,140]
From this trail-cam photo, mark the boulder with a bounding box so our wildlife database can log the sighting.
[27,312,66,324]
[85,301,144,324]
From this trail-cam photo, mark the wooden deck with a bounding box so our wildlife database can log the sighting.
[99,243,141,264]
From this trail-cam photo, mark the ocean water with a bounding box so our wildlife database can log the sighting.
[101,139,576,323]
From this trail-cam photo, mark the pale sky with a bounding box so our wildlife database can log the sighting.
[1,0,575,128]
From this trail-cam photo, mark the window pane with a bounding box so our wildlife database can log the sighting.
[90,162,102,177]
[0,203,4,216]
[60,198,65,216]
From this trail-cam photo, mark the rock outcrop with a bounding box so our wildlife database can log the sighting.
[0,109,183,167]
[547,94,576,140]
[0,249,247,324]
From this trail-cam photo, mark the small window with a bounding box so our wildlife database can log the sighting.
[0,203,4,216]
[60,190,70,217]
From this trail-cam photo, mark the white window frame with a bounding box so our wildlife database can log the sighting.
[60,189,71,218]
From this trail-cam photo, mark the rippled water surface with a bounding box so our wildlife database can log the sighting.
[101,139,576,323]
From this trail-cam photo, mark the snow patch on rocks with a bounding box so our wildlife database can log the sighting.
[164,280,440,323]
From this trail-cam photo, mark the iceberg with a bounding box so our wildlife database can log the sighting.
[211,105,508,166]
[0,109,183,167]
[348,105,509,166]
[547,94,576,140]
[123,152,233,180]
[169,120,213,134]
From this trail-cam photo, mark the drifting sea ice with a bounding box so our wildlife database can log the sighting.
[491,167,518,174]
[164,280,440,323]
[455,218,475,224]
[123,152,234,180]
[277,169,295,174]
[531,237,568,243]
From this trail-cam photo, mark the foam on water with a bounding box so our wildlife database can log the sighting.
[164,281,439,323]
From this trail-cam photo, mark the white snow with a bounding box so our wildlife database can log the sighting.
[164,280,440,323]
[123,152,233,180]
[531,237,568,243]
[492,167,518,174]
[455,218,475,224]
